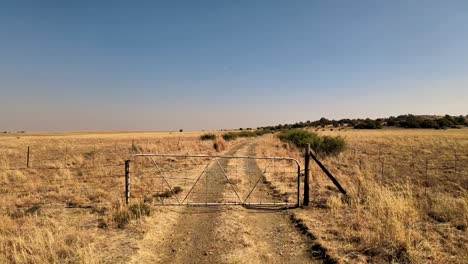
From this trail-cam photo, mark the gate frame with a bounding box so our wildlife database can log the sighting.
[126,153,302,207]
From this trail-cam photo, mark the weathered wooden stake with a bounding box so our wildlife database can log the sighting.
[381,157,385,179]
[424,159,429,197]
[454,151,458,175]
[26,146,30,168]
[125,160,130,205]
[304,144,310,206]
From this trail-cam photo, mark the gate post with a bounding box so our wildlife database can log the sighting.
[304,144,310,206]
[297,165,301,207]
[125,160,130,205]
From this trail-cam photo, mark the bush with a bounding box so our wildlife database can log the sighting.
[278,129,319,147]
[278,129,346,156]
[354,119,382,129]
[222,132,238,141]
[237,131,257,137]
[220,129,271,141]
[318,136,346,156]
[255,129,271,136]
[200,133,216,140]
[421,119,438,129]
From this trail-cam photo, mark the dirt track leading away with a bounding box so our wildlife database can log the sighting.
[126,142,320,264]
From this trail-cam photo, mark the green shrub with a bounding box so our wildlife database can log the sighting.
[255,129,271,136]
[354,119,382,129]
[278,129,320,147]
[237,131,257,137]
[278,129,346,156]
[220,129,271,141]
[318,136,346,156]
[222,132,238,141]
[200,133,216,140]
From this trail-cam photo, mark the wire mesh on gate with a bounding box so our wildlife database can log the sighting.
[130,154,301,206]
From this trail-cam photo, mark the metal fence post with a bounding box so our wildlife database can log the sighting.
[125,160,130,205]
[304,144,310,206]
[297,165,301,208]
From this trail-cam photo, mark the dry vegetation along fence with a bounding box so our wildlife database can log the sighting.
[0,145,128,210]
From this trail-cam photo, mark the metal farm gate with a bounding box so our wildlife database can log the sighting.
[124,154,302,207]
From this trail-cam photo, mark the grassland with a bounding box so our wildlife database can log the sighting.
[255,128,468,263]
[0,131,229,263]
[1,128,467,263]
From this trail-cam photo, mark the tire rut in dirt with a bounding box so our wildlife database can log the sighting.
[158,143,245,263]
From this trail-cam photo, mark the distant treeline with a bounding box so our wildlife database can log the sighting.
[257,114,468,130]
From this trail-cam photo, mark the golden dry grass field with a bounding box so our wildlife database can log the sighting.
[0,128,467,263]
[0,131,226,263]
[256,128,468,263]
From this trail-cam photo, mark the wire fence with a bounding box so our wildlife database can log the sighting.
[309,148,468,197]
[0,152,126,210]
[1,143,466,209]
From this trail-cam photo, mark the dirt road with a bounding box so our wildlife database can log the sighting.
[127,142,320,263]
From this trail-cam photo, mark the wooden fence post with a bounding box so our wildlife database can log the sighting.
[125,160,130,205]
[26,146,30,168]
[304,144,310,206]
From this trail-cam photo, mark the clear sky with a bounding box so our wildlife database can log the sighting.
[1,1,467,131]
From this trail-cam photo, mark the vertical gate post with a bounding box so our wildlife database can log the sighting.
[304,144,310,206]
[297,165,301,207]
[125,160,130,205]
[26,146,30,168]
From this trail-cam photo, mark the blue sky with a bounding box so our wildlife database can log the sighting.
[1,1,467,131]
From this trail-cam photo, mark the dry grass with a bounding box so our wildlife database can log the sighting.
[255,128,468,263]
[0,130,226,263]
[2,128,467,263]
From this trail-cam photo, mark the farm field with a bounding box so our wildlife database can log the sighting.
[3,2,468,264]
[0,128,467,263]
[257,128,468,263]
